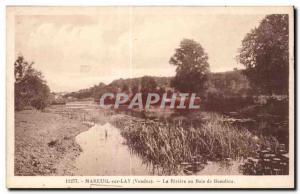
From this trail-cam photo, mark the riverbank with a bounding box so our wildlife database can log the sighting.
[15,109,90,175]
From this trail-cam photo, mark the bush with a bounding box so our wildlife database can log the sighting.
[30,97,47,110]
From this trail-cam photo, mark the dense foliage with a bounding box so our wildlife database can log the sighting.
[14,55,50,110]
[238,14,289,95]
[169,39,210,94]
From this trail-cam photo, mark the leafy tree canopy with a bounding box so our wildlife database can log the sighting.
[14,55,50,110]
[170,39,210,94]
[238,14,289,95]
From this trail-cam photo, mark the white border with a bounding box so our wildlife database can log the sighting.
[1,0,299,193]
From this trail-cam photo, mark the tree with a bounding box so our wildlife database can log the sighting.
[238,14,289,95]
[121,84,129,93]
[14,55,50,110]
[140,76,157,94]
[169,39,209,94]
[157,87,166,97]
[131,85,139,96]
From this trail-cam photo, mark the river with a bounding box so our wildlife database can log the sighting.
[65,100,241,175]
[74,123,152,176]
[74,122,241,176]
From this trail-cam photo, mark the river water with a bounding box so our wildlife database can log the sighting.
[74,122,242,176]
[74,123,151,176]
[64,101,242,175]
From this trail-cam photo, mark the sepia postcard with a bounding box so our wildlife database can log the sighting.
[6,6,295,189]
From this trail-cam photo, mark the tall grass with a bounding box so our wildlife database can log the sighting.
[112,112,277,174]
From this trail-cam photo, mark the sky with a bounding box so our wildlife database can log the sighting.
[15,8,265,92]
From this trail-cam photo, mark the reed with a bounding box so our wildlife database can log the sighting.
[112,112,276,174]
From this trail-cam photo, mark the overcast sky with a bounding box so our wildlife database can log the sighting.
[15,8,265,92]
